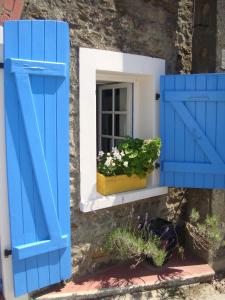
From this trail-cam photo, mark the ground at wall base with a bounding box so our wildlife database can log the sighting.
[33,254,215,300]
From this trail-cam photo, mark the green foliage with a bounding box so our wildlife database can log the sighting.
[196,215,222,245]
[188,209,223,253]
[97,137,161,177]
[190,208,200,223]
[104,226,167,267]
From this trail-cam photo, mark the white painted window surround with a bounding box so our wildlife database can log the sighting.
[79,47,168,213]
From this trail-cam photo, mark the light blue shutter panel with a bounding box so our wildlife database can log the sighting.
[160,73,225,189]
[4,20,71,297]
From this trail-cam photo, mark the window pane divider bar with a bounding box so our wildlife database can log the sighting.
[101,134,113,138]
[112,88,115,147]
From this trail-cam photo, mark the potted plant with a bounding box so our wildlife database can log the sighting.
[97,137,161,195]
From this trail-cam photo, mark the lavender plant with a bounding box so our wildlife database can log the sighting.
[104,211,167,268]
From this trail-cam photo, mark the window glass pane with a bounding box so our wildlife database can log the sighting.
[115,114,127,137]
[102,114,112,135]
[101,138,112,152]
[115,88,127,111]
[114,138,125,147]
[102,89,112,111]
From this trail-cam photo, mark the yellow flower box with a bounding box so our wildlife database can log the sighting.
[97,172,147,196]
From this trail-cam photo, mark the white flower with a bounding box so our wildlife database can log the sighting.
[98,151,104,157]
[144,139,152,144]
[123,161,128,168]
[112,147,118,153]
[105,156,113,167]
[113,152,122,161]
[107,152,111,156]
[121,151,125,157]
[112,147,122,161]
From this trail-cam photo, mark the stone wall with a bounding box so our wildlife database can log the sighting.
[22,0,193,277]
[217,0,225,72]
[192,0,217,73]
[176,0,193,73]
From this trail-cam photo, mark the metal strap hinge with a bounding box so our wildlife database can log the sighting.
[0,63,4,69]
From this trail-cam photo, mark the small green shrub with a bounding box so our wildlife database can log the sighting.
[187,208,224,253]
[190,208,200,223]
[104,226,167,267]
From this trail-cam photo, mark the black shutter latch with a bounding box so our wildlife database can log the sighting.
[4,249,12,258]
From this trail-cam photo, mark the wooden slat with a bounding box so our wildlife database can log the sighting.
[4,20,27,297]
[184,76,195,187]
[165,90,225,102]
[204,75,217,188]
[195,75,207,187]
[164,76,175,186]
[174,76,185,187]
[159,76,165,185]
[10,58,66,77]
[14,237,68,260]
[44,20,61,285]
[215,76,225,187]
[163,162,225,174]
[18,19,38,294]
[56,21,71,280]
[31,19,50,289]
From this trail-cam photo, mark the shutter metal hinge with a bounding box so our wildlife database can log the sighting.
[0,63,4,69]
[4,249,12,258]
[155,162,160,169]
[156,93,160,100]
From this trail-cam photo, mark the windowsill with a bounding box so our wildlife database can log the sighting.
[80,182,168,212]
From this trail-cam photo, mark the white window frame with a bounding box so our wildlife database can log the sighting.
[79,47,168,212]
[98,82,133,151]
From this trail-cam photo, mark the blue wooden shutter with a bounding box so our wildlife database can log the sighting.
[4,20,71,296]
[160,74,225,189]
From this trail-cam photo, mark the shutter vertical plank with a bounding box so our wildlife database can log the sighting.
[164,76,175,186]
[195,75,206,187]
[18,20,39,293]
[44,20,61,285]
[56,21,71,279]
[160,76,165,185]
[184,76,195,187]
[205,75,217,188]
[31,20,50,288]
[4,21,27,297]
[174,76,185,187]
[215,76,225,187]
